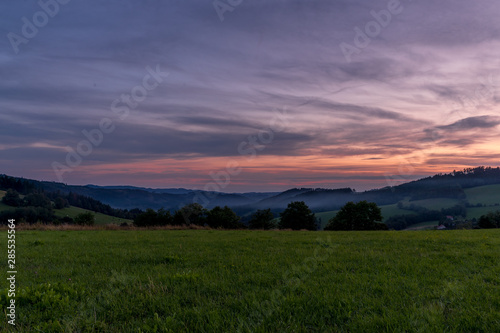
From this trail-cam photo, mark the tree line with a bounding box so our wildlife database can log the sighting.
[133,200,388,231]
[0,174,145,224]
[133,202,316,230]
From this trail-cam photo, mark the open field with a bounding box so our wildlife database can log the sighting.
[466,206,500,220]
[1,229,499,332]
[404,221,440,230]
[464,184,500,206]
[54,206,132,225]
[316,186,500,228]
[406,198,461,211]
[316,203,414,228]
[0,190,132,225]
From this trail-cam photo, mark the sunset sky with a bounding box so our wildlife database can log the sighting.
[1,0,500,192]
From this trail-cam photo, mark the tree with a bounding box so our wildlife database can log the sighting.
[54,197,69,209]
[206,206,242,229]
[279,201,317,230]
[133,209,159,227]
[248,209,275,230]
[74,212,95,226]
[24,193,52,209]
[2,189,22,207]
[478,211,500,229]
[133,208,173,227]
[324,201,386,231]
[173,203,207,226]
[156,208,173,226]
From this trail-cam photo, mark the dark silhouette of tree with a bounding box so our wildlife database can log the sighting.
[156,208,173,226]
[24,193,52,209]
[2,189,22,207]
[206,206,242,229]
[279,201,317,230]
[134,209,159,227]
[74,212,95,226]
[248,209,275,229]
[478,211,500,229]
[54,197,69,209]
[325,201,386,231]
[133,208,173,227]
[173,203,207,226]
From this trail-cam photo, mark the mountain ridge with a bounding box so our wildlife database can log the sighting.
[2,166,500,214]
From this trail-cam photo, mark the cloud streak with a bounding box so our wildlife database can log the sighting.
[1,0,500,191]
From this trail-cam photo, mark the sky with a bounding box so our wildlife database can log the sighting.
[1,0,500,192]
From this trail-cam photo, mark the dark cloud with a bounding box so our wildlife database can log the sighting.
[437,116,500,132]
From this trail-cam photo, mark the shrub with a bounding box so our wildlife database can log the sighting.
[478,211,500,229]
[74,212,95,226]
[2,189,22,207]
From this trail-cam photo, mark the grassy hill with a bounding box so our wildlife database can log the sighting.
[316,184,500,229]
[0,190,11,212]
[2,229,499,331]
[316,203,415,228]
[0,190,132,225]
[54,206,132,225]
[464,184,500,205]
[405,198,461,211]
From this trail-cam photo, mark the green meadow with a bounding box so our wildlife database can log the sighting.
[1,229,500,332]
[317,184,500,229]
[0,191,132,226]
[54,206,132,225]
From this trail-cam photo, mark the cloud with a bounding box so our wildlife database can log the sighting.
[1,0,500,190]
[437,116,500,132]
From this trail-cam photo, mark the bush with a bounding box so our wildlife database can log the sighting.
[478,211,500,229]
[24,193,52,209]
[55,216,74,225]
[74,212,95,226]
[54,197,69,209]
[2,189,22,207]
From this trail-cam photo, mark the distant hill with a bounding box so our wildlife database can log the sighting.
[2,166,500,216]
[0,190,131,225]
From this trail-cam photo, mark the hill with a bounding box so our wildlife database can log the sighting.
[0,190,132,225]
[2,166,500,225]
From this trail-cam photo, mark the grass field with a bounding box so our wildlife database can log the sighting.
[404,221,440,230]
[0,190,132,225]
[464,184,500,206]
[316,203,414,228]
[466,206,500,220]
[54,206,132,225]
[406,198,461,211]
[1,229,499,332]
[316,186,500,228]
